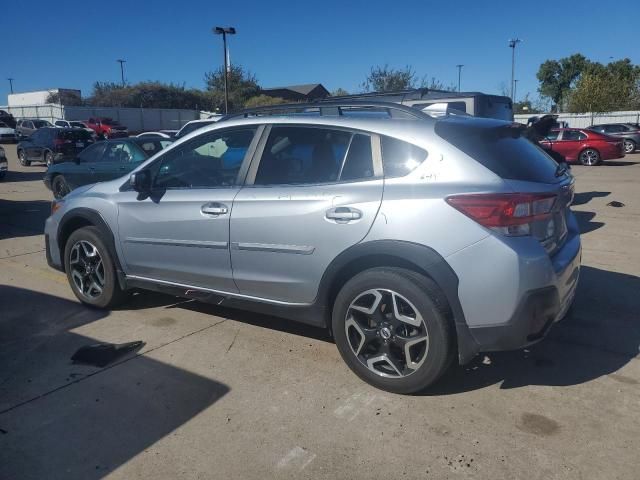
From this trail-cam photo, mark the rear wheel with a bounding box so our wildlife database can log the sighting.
[64,226,127,309]
[18,150,30,166]
[44,150,54,167]
[623,139,636,154]
[579,148,600,166]
[52,175,70,199]
[332,267,454,394]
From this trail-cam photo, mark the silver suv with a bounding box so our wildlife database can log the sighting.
[45,102,581,393]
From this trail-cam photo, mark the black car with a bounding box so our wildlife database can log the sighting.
[587,123,640,154]
[17,128,95,167]
[0,110,16,129]
[44,137,173,199]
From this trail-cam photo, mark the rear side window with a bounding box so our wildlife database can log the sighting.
[380,136,428,177]
[562,130,586,141]
[436,120,562,184]
[254,126,375,186]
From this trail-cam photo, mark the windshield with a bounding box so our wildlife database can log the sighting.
[70,122,86,128]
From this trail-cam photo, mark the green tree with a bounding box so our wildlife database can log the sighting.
[244,95,287,108]
[204,64,260,112]
[361,65,419,92]
[568,64,640,113]
[46,90,84,106]
[536,54,589,111]
[331,88,350,96]
[85,82,209,109]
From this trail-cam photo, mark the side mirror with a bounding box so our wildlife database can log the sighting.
[129,170,151,193]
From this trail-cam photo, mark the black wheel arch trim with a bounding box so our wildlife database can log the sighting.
[57,207,127,289]
[314,239,479,365]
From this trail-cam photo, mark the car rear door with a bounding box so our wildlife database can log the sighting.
[116,126,261,291]
[229,124,384,304]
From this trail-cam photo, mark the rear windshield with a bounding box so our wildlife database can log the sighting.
[57,129,92,141]
[436,119,562,184]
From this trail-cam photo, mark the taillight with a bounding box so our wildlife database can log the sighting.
[446,193,557,236]
[53,138,64,147]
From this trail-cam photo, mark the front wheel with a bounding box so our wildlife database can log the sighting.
[64,226,127,309]
[623,139,636,154]
[52,175,70,199]
[18,150,30,166]
[579,148,601,166]
[332,267,454,394]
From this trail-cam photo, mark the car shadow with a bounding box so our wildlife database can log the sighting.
[0,199,51,240]
[2,170,46,183]
[602,160,640,166]
[572,191,610,206]
[424,265,640,395]
[0,286,229,480]
[573,210,605,234]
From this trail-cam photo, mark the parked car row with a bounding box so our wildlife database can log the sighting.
[587,123,639,154]
[17,128,95,167]
[43,137,172,199]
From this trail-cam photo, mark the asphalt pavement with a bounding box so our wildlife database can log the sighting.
[1,144,639,479]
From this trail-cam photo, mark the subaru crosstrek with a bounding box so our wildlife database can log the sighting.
[44,102,581,393]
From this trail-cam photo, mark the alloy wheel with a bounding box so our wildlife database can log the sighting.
[580,149,599,166]
[624,140,635,154]
[345,289,429,378]
[45,151,53,167]
[69,240,105,300]
[18,150,26,166]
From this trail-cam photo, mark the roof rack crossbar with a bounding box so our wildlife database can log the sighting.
[220,100,433,122]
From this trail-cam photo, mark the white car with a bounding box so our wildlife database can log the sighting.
[0,145,7,179]
[53,119,97,139]
[0,121,17,143]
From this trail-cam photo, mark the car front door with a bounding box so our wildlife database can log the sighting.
[64,142,106,189]
[25,129,46,160]
[229,125,384,304]
[116,126,261,291]
[551,130,583,162]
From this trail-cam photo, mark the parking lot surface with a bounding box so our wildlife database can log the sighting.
[1,144,639,479]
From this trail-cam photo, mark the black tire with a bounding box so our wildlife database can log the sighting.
[579,148,601,166]
[52,175,70,199]
[0,171,5,180]
[623,139,636,154]
[63,226,127,309]
[18,149,30,166]
[332,267,454,394]
[45,150,54,167]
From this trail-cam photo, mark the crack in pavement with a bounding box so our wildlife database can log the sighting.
[0,318,228,416]
[0,249,45,260]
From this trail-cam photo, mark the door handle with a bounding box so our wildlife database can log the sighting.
[326,206,362,223]
[201,202,229,215]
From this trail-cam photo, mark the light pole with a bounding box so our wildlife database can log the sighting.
[513,79,518,104]
[456,65,464,92]
[116,59,126,87]
[7,78,14,94]
[213,26,236,114]
[508,38,522,101]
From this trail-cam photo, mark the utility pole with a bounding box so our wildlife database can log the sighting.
[514,79,518,104]
[116,59,126,87]
[508,38,522,101]
[456,65,464,92]
[213,27,236,114]
[7,78,14,94]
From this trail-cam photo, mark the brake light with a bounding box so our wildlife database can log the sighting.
[446,193,556,236]
[53,138,64,147]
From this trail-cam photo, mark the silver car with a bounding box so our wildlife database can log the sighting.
[44,102,581,393]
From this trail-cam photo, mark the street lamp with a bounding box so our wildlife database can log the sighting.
[514,79,518,104]
[7,78,14,94]
[455,65,464,92]
[508,38,522,101]
[116,59,126,87]
[213,26,237,114]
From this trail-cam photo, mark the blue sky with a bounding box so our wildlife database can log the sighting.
[2,0,637,106]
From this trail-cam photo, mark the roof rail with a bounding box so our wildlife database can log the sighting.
[220,100,433,122]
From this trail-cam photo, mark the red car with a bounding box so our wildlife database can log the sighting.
[85,117,129,139]
[540,128,624,166]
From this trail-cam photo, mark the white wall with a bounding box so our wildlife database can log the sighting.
[515,111,640,128]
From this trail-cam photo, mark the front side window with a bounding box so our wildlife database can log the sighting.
[545,130,560,141]
[176,120,216,138]
[380,136,428,177]
[78,143,106,163]
[154,128,256,189]
[254,126,375,186]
